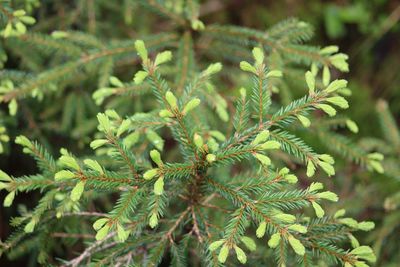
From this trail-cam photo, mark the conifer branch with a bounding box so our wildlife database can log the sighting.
[0,4,378,265]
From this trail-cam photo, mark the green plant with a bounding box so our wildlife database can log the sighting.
[0,1,384,266]
[2,42,380,267]
[353,99,400,265]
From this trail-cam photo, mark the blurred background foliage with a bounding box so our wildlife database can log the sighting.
[0,0,399,266]
[220,1,400,265]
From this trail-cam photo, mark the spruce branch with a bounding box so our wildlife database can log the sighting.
[1,33,177,101]
[0,4,378,266]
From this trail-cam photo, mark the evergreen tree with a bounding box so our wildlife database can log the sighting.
[0,1,383,266]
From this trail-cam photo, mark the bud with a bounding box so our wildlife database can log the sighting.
[150,150,163,166]
[318,161,335,176]
[154,176,164,195]
[13,10,26,17]
[254,153,271,166]
[368,160,384,174]
[258,141,281,150]
[0,134,9,142]
[357,221,375,231]
[154,51,172,66]
[339,218,358,228]
[3,23,12,38]
[0,182,9,190]
[312,201,324,218]
[284,174,298,184]
[288,235,305,256]
[240,236,256,251]
[218,244,230,263]
[55,170,75,181]
[288,224,307,233]
[105,109,120,120]
[59,155,80,171]
[369,152,384,162]
[9,99,17,116]
[182,98,201,115]
[3,191,15,207]
[0,170,12,182]
[266,70,283,78]
[216,104,229,122]
[109,76,124,87]
[329,54,349,72]
[97,113,111,132]
[234,245,247,264]
[71,181,85,201]
[159,109,174,118]
[311,62,318,76]
[134,70,148,84]
[206,154,216,163]
[348,233,360,248]
[350,246,373,256]
[317,191,338,202]
[165,91,178,109]
[320,45,339,55]
[15,22,27,34]
[60,148,69,155]
[268,233,281,248]
[51,31,68,38]
[273,213,296,223]
[359,253,376,263]
[279,167,289,176]
[252,47,264,66]
[252,130,269,145]
[15,135,33,149]
[334,209,346,218]
[317,104,337,117]
[96,224,110,240]
[143,168,158,180]
[339,88,352,96]
[305,71,315,93]
[134,40,148,61]
[326,96,349,109]
[193,133,203,149]
[204,63,222,76]
[322,65,330,86]
[191,19,205,30]
[20,16,36,25]
[90,139,108,150]
[256,221,267,238]
[210,130,226,141]
[209,240,225,251]
[318,154,335,164]
[306,161,315,177]
[93,218,109,230]
[346,119,359,133]
[117,224,130,242]
[240,61,256,74]
[325,79,348,93]
[84,159,103,174]
[297,115,311,127]
[309,182,324,191]
[149,213,158,228]
[24,220,36,233]
[117,119,131,137]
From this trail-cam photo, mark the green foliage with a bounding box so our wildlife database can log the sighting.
[0,1,387,266]
[353,99,400,265]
